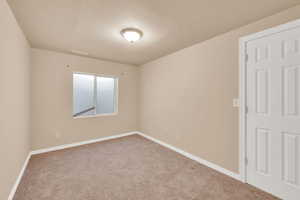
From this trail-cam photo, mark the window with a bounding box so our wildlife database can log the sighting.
[73,73,118,118]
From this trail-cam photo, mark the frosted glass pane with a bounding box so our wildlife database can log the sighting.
[73,74,95,116]
[96,77,115,114]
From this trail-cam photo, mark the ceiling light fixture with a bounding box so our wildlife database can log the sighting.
[120,28,143,43]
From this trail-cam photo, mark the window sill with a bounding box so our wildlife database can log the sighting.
[73,112,118,119]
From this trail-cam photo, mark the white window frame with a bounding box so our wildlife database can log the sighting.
[72,71,119,119]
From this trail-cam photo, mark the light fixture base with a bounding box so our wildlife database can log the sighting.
[120,28,143,43]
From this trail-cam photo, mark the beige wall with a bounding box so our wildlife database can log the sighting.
[31,48,138,150]
[2,3,300,199]
[0,0,31,199]
[139,5,300,173]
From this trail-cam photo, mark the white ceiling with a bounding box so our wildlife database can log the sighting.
[8,0,300,65]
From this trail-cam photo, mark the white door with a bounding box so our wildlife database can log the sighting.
[246,25,300,200]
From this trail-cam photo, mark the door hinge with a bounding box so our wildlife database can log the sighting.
[245,54,249,63]
[245,157,248,165]
[245,106,249,114]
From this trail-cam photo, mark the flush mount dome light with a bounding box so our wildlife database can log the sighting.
[120,28,143,43]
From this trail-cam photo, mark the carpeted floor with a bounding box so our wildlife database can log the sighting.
[14,134,279,200]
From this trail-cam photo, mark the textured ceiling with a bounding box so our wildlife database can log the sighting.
[8,0,300,65]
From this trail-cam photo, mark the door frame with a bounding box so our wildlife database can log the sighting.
[239,18,300,183]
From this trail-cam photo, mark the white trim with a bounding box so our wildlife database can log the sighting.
[240,18,300,42]
[73,71,119,79]
[136,132,241,181]
[31,131,137,155]
[8,131,244,200]
[32,131,241,180]
[8,131,138,200]
[8,153,31,200]
[31,131,241,180]
[72,72,119,119]
[239,18,300,184]
[239,36,247,183]
[73,112,118,119]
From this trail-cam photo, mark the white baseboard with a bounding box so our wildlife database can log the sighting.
[136,132,241,181]
[31,131,138,155]
[8,152,31,200]
[8,131,138,200]
[9,130,241,200]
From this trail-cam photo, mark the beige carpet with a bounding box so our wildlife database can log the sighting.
[14,135,279,200]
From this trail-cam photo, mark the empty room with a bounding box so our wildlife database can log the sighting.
[1,0,300,199]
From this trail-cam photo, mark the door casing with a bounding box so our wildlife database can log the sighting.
[239,18,300,184]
